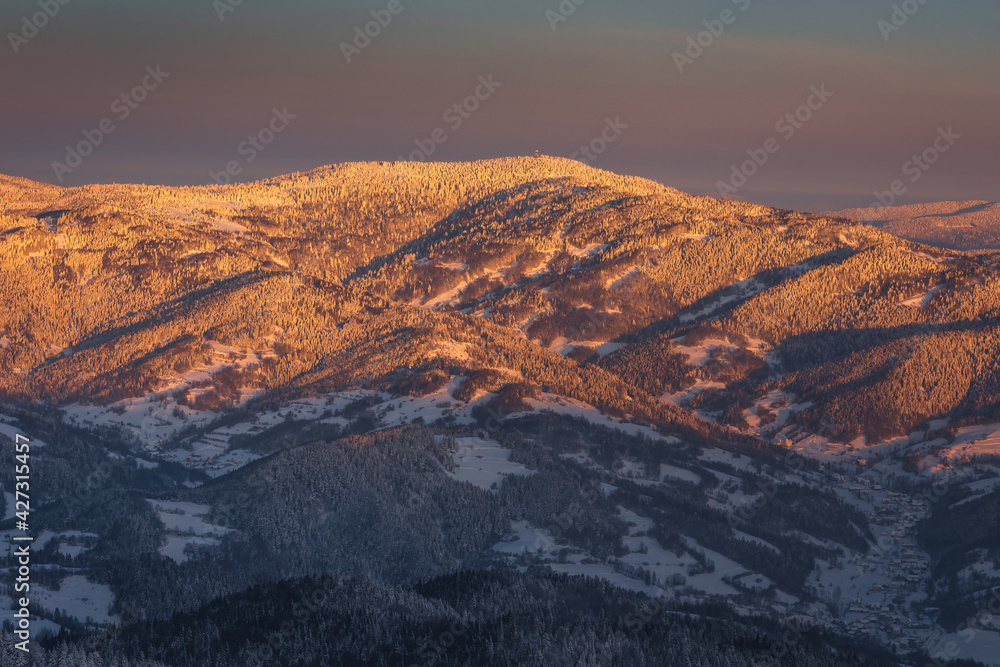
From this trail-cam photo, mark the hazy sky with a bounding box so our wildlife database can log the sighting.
[2,0,997,210]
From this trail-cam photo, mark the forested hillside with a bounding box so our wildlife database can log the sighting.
[2,159,998,666]
[4,571,899,667]
[4,158,1000,446]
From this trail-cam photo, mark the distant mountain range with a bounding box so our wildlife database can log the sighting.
[2,159,999,666]
[830,200,1000,251]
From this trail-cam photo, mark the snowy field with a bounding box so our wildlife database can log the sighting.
[526,394,681,443]
[159,535,223,564]
[147,500,233,563]
[35,530,98,558]
[32,575,117,625]
[0,597,61,640]
[0,416,48,447]
[147,500,232,537]
[448,437,534,491]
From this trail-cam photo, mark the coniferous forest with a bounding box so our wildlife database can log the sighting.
[1,160,998,666]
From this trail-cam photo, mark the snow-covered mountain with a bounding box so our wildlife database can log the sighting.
[2,160,999,666]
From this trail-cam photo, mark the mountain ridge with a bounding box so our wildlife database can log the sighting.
[830,200,1000,251]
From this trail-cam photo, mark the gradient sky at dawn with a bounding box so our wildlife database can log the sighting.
[1,0,997,211]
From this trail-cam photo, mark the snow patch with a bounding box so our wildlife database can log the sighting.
[659,464,701,485]
[147,500,233,538]
[899,285,944,308]
[32,576,117,625]
[448,437,534,492]
[492,520,557,554]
